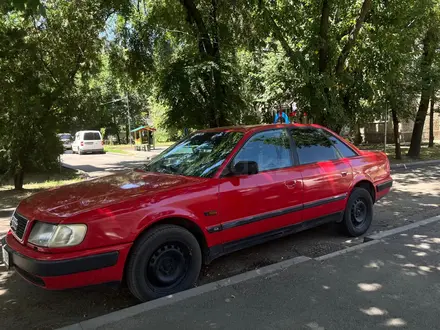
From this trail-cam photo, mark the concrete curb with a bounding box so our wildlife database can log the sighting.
[390,159,440,170]
[314,240,382,261]
[61,165,91,179]
[364,214,440,241]
[58,256,311,330]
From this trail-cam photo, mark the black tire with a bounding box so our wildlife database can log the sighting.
[126,225,202,302]
[341,187,373,237]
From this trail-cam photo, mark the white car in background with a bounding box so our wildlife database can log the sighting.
[72,130,105,155]
[57,133,72,150]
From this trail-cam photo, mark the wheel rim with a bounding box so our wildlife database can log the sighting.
[146,242,190,289]
[351,198,368,227]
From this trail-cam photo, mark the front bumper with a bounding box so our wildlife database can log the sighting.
[1,235,131,290]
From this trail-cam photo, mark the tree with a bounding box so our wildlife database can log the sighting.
[0,1,114,188]
[358,0,428,159]
[408,7,440,157]
[109,0,253,130]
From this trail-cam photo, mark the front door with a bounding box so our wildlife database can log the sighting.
[289,128,353,222]
[217,129,303,245]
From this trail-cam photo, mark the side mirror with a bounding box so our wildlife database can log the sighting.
[231,161,259,176]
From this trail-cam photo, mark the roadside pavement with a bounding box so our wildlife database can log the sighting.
[60,148,165,178]
[69,216,440,330]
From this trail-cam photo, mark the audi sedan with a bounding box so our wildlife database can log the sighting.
[2,123,392,301]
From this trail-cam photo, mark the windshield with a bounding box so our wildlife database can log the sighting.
[58,134,71,140]
[145,131,243,178]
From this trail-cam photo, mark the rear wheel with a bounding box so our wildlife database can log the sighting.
[341,187,373,237]
[126,225,202,302]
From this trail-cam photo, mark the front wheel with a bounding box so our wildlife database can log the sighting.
[341,187,373,237]
[126,225,202,302]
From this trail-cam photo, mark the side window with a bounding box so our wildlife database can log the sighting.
[291,128,339,165]
[321,130,357,158]
[233,129,293,172]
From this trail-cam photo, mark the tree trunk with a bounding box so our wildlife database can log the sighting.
[14,169,24,190]
[391,108,402,160]
[354,122,362,145]
[429,91,435,147]
[408,26,438,158]
[180,0,229,128]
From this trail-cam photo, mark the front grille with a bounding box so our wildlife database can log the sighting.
[10,212,29,241]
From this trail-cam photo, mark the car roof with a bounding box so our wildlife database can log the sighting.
[76,130,101,133]
[199,123,326,134]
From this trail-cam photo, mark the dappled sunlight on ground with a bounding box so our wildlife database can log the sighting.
[0,268,12,297]
[358,282,382,292]
[364,260,385,269]
[385,318,407,327]
[360,306,388,316]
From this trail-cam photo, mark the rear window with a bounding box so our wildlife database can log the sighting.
[291,128,339,165]
[58,134,71,140]
[321,129,357,158]
[83,132,101,141]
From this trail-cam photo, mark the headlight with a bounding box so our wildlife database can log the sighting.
[28,222,87,248]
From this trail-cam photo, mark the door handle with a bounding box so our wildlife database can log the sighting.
[341,172,348,177]
[285,180,297,189]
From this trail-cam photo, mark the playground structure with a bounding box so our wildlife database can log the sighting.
[130,125,156,151]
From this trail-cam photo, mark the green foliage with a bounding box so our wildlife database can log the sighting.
[0,0,113,188]
[2,0,440,187]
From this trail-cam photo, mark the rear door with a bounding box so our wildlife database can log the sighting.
[290,128,353,222]
[217,129,303,245]
[83,132,102,151]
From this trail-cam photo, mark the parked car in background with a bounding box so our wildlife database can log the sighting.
[2,123,392,302]
[57,133,72,150]
[71,130,104,155]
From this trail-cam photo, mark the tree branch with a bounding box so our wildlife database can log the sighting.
[179,0,214,56]
[31,15,61,86]
[260,4,296,66]
[318,0,330,73]
[335,0,372,74]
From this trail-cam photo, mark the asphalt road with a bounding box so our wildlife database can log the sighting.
[60,149,163,177]
[0,165,439,329]
[102,221,440,330]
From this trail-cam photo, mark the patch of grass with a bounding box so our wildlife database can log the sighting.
[104,145,131,155]
[359,143,440,164]
[104,142,174,154]
[0,168,84,209]
[156,141,175,147]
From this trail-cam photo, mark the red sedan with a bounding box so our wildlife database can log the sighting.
[2,124,392,301]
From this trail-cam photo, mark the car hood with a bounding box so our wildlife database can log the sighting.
[17,170,206,222]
